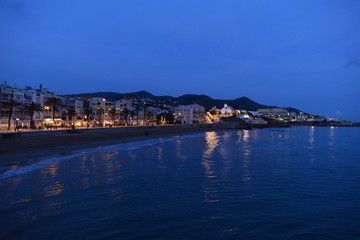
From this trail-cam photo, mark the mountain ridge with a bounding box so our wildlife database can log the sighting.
[66,91,301,112]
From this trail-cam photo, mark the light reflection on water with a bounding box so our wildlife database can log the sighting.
[243,130,250,142]
[237,130,253,187]
[201,132,220,204]
[175,139,187,161]
[1,127,360,240]
[329,126,335,149]
[308,126,316,163]
[202,131,219,159]
[308,126,315,146]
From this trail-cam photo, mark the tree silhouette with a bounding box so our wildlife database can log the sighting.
[109,107,117,121]
[66,108,77,124]
[96,108,105,125]
[46,97,62,121]
[4,100,22,130]
[83,108,93,122]
[23,102,43,128]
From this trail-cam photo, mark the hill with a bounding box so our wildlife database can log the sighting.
[66,91,300,112]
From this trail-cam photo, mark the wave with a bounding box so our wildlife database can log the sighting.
[0,133,206,180]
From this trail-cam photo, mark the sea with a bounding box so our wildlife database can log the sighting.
[1,127,360,239]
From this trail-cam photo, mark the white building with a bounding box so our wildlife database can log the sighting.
[174,104,205,124]
[220,104,233,116]
[0,82,25,128]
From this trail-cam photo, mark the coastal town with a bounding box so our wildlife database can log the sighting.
[0,81,354,132]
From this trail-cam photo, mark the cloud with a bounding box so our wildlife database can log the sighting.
[0,0,24,12]
[345,58,360,68]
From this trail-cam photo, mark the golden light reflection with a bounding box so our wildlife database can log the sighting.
[104,151,119,161]
[43,181,64,197]
[202,161,216,179]
[202,132,219,181]
[202,132,219,159]
[47,164,58,177]
[13,197,33,205]
[39,164,59,179]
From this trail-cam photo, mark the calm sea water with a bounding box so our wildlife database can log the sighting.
[1,127,360,239]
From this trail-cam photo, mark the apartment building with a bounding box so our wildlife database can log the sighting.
[174,104,205,124]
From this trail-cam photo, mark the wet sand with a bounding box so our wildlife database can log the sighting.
[0,124,220,168]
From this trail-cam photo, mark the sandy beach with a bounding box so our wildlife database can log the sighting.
[0,124,223,170]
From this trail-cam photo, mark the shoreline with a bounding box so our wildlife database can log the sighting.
[0,124,228,171]
[1,124,356,173]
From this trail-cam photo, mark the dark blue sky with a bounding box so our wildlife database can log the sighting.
[1,0,360,120]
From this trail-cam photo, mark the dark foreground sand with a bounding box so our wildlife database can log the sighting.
[0,124,223,168]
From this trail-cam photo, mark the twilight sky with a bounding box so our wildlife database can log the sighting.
[1,0,360,121]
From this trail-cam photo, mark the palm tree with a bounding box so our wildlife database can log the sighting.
[46,97,62,121]
[163,112,174,124]
[121,107,129,124]
[66,108,77,125]
[83,108,93,122]
[23,102,43,128]
[142,103,151,126]
[129,110,136,125]
[4,100,22,130]
[109,107,117,122]
[134,104,142,125]
[96,108,105,126]
[156,113,165,125]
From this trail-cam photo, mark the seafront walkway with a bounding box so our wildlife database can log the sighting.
[0,124,168,134]
[0,125,126,134]
[0,124,169,139]
[0,123,221,139]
